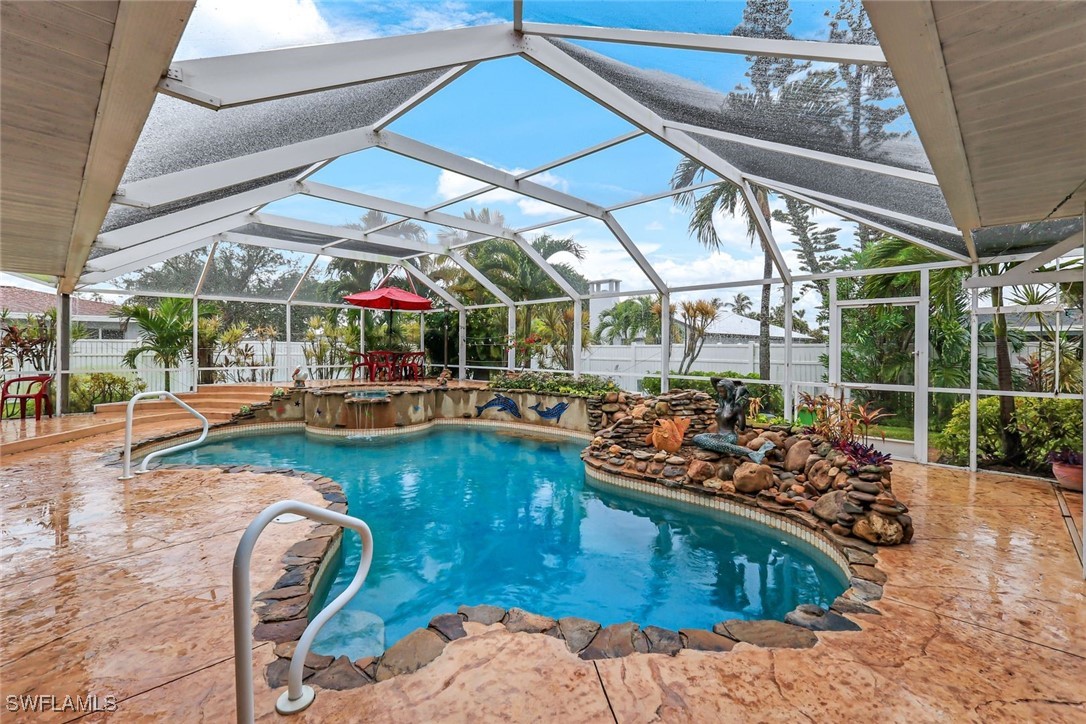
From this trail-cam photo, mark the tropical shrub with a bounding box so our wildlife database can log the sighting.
[640,370,783,414]
[490,371,619,397]
[937,397,1082,471]
[797,392,892,445]
[832,439,892,471]
[69,373,147,414]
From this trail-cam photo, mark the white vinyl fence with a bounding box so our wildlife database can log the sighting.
[581,342,829,390]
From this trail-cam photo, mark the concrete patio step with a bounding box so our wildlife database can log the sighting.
[93,388,276,416]
[1,409,232,457]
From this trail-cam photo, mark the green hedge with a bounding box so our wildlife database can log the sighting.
[489,371,620,397]
[936,396,1082,470]
[640,370,784,414]
[69,373,146,414]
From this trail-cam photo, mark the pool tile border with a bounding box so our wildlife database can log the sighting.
[584,465,852,578]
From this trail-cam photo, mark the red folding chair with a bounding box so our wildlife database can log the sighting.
[1,375,54,420]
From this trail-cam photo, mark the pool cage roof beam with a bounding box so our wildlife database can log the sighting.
[86,18,1006,301]
[517,23,888,66]
[158,23,887,110]
[519,38,791,285]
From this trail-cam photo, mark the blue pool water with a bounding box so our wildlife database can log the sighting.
[164,428,848,659]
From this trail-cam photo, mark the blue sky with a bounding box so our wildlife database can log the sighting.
[168,0,900,317]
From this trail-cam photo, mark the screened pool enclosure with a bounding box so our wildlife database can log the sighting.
[5,1,1084,475]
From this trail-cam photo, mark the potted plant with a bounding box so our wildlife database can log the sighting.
[1047,448,1083,492]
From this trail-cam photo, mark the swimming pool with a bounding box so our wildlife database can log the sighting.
[164,428,849,659]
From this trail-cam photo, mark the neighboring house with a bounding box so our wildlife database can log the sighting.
[587,278,623,333]
[0,286,135,339]
[675,311,812,344]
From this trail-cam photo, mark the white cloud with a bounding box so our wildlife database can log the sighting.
[436,165,570,217]
[175,0,344,58]
[645,221,665,232]
[174,0,500,59]
[376,2,502,35]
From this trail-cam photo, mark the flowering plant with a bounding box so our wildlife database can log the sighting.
[1047,448,1083,466]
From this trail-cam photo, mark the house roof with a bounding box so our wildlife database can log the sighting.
[677,311,812,340]
[0,286,118,317]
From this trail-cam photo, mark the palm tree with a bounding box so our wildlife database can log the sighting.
[457,232,586,366]
[115,298,200,391]
[595,297,656,344]
[671,164,773,378]
[726,293,754,317]
[534,303,594,371]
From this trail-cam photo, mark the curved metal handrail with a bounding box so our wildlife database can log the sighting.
[118,391,209,480]
[232,500,373,722]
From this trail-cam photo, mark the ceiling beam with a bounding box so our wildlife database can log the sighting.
[58,0,196,292]
[400,261,464,311]
[372,64,474,132]
[520,22,888,65]
[761,181,969,263]
[219,231,400,265]
[520,38,745,186]
[743,173,962,235]
[376,130,606,219]
[446,250,514,306]
[740,181,792,284]
[664,121,940,186]
[866,1,980,260]
[114,129,378,208]
[97,182,296,250]
[160,24,524,109]
[250,212,443,255]
[83,212,253,277]
[602,213,668,292]
[298,182,580,299]
[300,181,514,241]
[80,237,213,284]
[962,232,1083,288]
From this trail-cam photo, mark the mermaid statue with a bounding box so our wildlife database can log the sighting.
[693,378,775,464]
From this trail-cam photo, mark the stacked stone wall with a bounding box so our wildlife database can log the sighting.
[584,389,912,546]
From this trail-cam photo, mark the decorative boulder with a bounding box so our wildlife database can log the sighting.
[733,462,774,494]
[783,439,813,473]
[852,511,905,545]
[687,460,716,483]
[811,490,849,524]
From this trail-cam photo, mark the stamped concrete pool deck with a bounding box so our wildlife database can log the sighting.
[1,420,1083,722]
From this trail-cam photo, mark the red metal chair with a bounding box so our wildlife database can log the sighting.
[1,375,54,421]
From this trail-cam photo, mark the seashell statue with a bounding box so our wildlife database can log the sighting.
[644,417,691,453]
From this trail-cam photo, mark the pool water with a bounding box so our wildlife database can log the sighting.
[164,428,848,659]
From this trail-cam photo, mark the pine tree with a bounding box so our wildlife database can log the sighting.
[733,0,810,97]
[827,0,907,152]
[771,197,841,337]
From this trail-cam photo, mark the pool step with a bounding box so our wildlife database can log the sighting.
[94,387,278,417]
[1,410,233,457]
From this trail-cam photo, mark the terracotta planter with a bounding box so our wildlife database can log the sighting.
[1052,462,1083,492]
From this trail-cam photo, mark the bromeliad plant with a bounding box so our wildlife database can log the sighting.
[797,392,893,445]
[833,439,892,472]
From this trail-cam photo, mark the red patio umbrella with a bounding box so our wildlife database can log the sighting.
[343,276,432,344]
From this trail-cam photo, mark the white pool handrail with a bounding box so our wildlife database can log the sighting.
[232,500,374,723]
[119,391,209,480]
